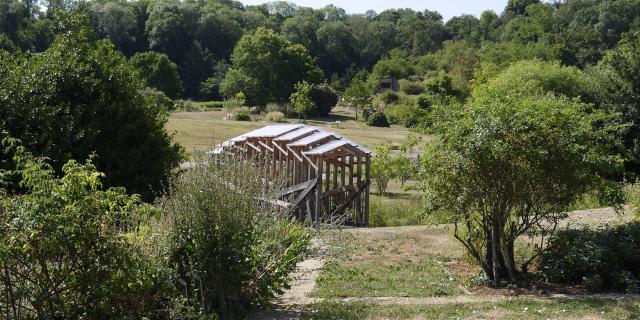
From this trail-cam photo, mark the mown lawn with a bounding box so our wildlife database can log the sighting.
[166,106,429,154]
[304,298,640,320]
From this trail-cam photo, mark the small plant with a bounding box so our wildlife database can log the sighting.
[265,111,287,123]
[366,111,390,127]
[234,110,251,121]
[266,102,295,116]
[223,97,243,110]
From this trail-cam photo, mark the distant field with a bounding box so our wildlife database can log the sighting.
[166,106,429,154]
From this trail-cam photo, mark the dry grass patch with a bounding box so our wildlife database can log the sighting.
[313,225,475,298]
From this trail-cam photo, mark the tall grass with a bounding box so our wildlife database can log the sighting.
[146,157,312,318]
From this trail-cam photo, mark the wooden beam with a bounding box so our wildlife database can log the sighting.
[279,179,315,197]
[330,181,369,218]
[284,178,317,217]
[322,181,366,199]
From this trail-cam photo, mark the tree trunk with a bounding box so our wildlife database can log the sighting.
[491,210,500,287]
[500,224,517,283]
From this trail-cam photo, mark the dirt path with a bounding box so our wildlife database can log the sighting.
[247,240,325,320]
[334,293,640,305]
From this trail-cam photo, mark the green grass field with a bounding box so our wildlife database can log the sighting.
[167,106,427,153]
[168,107,640,320]
[304,298,640,320]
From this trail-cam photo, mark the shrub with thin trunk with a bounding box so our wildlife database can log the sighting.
[422,90,622,286]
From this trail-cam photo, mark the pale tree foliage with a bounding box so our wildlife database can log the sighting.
[371,145,393,195]
[290,80,314,120]
[421,89,622,285]
[342,73,372,120]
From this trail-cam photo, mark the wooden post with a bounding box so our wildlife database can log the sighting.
[325,158,331,213]
[364,155,371,226]
[315,156,323,225]
[340,155,346,187]
[348,155,354,215]
[355,155,362,223]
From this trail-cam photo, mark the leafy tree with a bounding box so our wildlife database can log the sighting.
[180,40,213,98]
[591,31,640,176]
[200,59,230,101]
[221,27,323,106]
[316,20,358,77]
[342,71,372,120]
[0,140,169,319]
[371,144,394,195]
[446,14,481,44]
[145,1,198,64]
[367,49,415,88]
[0,21,184,201]
[131,51,183,99]
[309,83,338,117]
[290,80,314,120]
[422,89,622,285]
[392,153,415,188]
[89,1,137,56]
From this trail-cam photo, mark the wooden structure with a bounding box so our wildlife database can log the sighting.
[213,125,371,226]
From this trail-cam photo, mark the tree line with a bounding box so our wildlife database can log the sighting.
[2,0,640,101]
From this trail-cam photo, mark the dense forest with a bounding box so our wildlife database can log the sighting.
[2,0,639,98]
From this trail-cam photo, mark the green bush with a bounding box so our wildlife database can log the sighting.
[151,159,311,319]
[0,28,184,201]
[380,91,400,104]
[202,101,224,109]
[234,111,252,121]
[624,181,640,219]
[385,104,425,128]
[265,111,287,123]
[416,94,433,110]
[309,84,338,117]
[540,222,640,293]
[366,112,390,127]
[0,142,170,319]
[266,102,295,116]
[399,79,424,95]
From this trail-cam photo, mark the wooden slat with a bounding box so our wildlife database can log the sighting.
[284,178,318,217]
[279,179,316,197]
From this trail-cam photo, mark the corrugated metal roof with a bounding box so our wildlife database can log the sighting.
[303,140,349,155]
[243,124,303,138]
[274,126,320,142]
[288,131,337,147]
[213,124,371,156]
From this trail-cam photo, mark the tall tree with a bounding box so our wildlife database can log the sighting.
[130,51,183,99]
[220,27,323,106]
